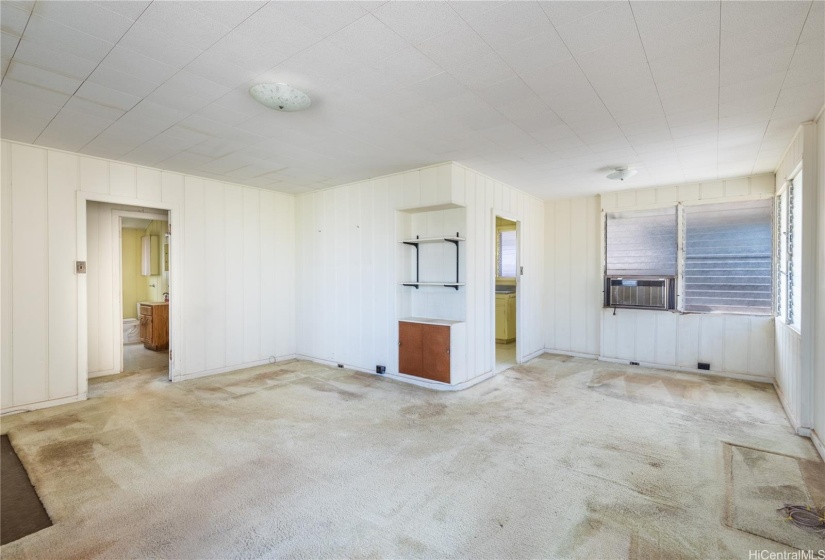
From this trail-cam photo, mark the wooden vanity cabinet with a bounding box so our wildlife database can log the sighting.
[139,302,169,351]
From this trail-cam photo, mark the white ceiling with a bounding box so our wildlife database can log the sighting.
[1,1,822,199]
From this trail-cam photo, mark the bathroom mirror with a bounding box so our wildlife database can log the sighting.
[141,235,160,276]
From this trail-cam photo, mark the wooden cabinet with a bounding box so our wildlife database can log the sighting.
[495,293,516,343]
[139,302,168,351]
[399,319,462,384]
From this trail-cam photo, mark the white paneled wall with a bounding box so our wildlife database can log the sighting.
[601,173,775,211]
[814,111,825,458]
[543,175,778,380]
[1,141,296,412]
[543,196,602,357]
[601,310,774,380]
[775,322,802,425]
[296,162,544,386]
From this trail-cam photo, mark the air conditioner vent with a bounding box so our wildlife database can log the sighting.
[605,277,675,311]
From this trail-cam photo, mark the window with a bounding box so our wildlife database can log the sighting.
[603,200,774,315]
[497,228,517,278]
[777,174,802,328]
[683,200,773,314]
[604,207,677,310]
[605,207,677,277]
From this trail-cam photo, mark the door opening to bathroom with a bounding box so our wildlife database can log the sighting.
[85,202,171,384]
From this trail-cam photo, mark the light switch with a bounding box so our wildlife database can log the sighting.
[76,261,86,274]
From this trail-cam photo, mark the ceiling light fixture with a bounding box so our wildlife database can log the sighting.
[606,167,637,181]
[249,83,311,112]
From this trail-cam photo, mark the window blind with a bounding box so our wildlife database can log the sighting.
[499,229,517,278]
[605,207,677,276]
[684,199,772,314]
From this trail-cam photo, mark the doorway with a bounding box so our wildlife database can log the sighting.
[84,201,171,386]
[117,211,170,377]
[494,216,518,373]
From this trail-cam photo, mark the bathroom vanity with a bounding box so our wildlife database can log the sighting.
[139,302,169,351]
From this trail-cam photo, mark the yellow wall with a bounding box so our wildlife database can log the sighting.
[121,228,147,319]
[144,220,168,302]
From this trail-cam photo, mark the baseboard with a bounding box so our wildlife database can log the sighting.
[522,347,546,362]
[295,355,497,392]
[543,348,599,359]
[0,393,87,416]
[772,380,807,434]
[597,356,774,384]
[88,368,119,379]
[811,430,825,462]
[173,354,296,382]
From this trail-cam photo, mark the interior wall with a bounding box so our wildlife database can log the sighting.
[544,174,777,381]
[295,162,544,385]
[815,110,825,457]
[1,140,296,412]
[121,228,146,320]
[543,196,602,357]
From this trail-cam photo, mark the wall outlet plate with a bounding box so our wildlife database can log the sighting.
[698,362,710,370]
[376,365,386,374]
[76,261,86,274]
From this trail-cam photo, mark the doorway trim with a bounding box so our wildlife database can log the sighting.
[76,191,181,398]
[491,211,522,374]
[112,210,169,376]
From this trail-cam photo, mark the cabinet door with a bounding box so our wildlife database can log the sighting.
[421,324,451,383]
[140,315,152,343]
[495,299,507,340]
[399,321,423,377]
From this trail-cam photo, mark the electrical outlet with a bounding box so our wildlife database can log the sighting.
[337,363,344,368]
[376,365,386,374]
[76,261,86,274]
[630,361,639,366]
[698,362,710,370]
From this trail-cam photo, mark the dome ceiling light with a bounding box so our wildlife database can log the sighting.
[249,83,311,112]
[606,167,638,181]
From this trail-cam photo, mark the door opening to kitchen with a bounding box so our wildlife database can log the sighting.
[86,202,171,387]
[495,216,517,373]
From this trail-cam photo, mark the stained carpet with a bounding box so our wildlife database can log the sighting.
[1,355,823,558]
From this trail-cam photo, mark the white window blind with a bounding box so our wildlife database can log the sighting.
[499,229,517,278]
[684,199,772,314]
[605,207,677,276]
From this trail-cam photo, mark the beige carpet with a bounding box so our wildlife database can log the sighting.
[724,443,825,551]
[1,355,822,558]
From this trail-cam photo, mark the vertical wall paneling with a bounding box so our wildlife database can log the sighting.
[223,184,244,367]
[203,180,227,371]
[47,151,79,398]
[1,141,297,412]
[1,143,14,408]
[11,144,49,404]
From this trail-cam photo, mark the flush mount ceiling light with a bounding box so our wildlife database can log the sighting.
[249,83,311,112]
[606,167,638,181]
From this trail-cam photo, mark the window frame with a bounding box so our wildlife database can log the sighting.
[496,224,517,284]
[603,197,776,316]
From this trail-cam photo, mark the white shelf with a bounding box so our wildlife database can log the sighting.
[400,282,465,287]
[399,236,465,244]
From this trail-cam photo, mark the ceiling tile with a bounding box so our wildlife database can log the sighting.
[117,22,204,69]
[136,1,233,51]
[64,96,126,122]
[5,60,82,94]
[539,1,614,27]
[555,2,637,56]
[99,46,179,85]
[416,20,495,72]
[462,1,554,52]
[86,65,158,98]
[35,107,115,152]
[327,14,409,65]
[23,14,114,60]
[1,3,30,36]
[75,81,142,112]
[92,1,150,21]
[496,29,572,76]
[373,1,463,44]
[188,1,266,28]
[0,77,70,106]
[12,38,99,81]
[33,1,133,43]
